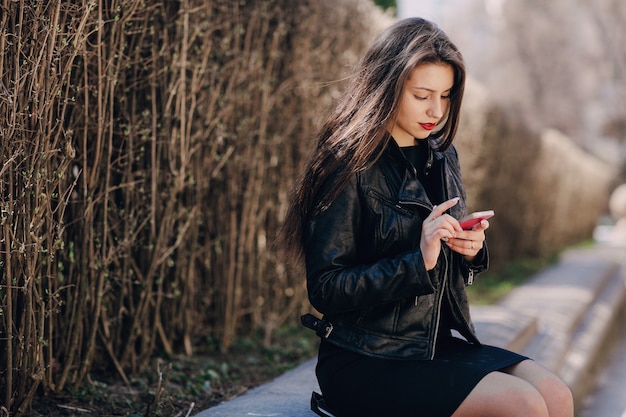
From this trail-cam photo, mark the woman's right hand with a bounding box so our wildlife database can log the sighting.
[420,197,462,270]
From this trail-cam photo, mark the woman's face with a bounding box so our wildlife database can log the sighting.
[388,63,454,147]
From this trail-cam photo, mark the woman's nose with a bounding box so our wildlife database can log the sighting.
[427,99,444,119]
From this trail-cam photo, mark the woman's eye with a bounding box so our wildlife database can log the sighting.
[442,95,451,100]
[414,95,427,100]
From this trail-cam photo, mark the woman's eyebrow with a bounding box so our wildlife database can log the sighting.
[411,86,453,93]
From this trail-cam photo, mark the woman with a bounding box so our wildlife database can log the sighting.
[279,17,573,417]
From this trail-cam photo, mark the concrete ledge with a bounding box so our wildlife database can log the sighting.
[494,245,626,409]
[197,358,319,416]
[471,305,538,352]
[560,269,626,403]
[501,251,619,367]
[196,244,626,416]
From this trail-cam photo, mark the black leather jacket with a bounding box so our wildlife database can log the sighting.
[303,140,488,360]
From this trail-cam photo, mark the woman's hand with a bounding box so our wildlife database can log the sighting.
[420,198,490,270]
[420,197,463,270]
[445,220,489,263]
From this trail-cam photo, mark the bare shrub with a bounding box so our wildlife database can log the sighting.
[0,0,390,413]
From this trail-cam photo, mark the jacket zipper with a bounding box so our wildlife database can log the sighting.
[398,162,449,358]
[397,200,431,211]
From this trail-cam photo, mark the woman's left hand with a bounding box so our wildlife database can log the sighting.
[445,220,489,262]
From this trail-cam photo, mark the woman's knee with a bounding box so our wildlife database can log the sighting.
[501,389,548,417]
[453,372,549,417]
[507,360,574,416]
[500,383,549,417]
[536,374,574,416]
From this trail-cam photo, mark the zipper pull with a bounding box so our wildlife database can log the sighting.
[468,268,475,285]
[415,296,418,306]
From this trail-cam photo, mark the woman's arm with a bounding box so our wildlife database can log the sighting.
[303,175,439,315]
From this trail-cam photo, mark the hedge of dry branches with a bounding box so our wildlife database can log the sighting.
[0,0,616,415]
[0,0,384,413]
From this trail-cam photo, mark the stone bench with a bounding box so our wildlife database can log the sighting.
[196,244,626,416]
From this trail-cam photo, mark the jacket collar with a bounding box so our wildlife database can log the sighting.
[383,137,465,221]
[385,135,441,173]
[381,138,444,207]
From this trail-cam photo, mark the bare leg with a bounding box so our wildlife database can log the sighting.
[451,371,549,417]
[452,359,573,417]
[504,360,574,417]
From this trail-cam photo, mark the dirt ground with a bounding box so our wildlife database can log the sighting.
[26,328,318,417]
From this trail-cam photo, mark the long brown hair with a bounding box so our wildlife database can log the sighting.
[279,17,466,260]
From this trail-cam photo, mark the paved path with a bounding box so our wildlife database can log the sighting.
[575,229,626,417]
[577,320,626,417]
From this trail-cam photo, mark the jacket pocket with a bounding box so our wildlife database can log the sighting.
[363,188,423,255]
[365,188,414,216]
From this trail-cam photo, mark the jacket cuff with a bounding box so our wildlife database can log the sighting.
[465,245,488,273]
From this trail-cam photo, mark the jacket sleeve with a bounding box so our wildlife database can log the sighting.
[303,174,439,315]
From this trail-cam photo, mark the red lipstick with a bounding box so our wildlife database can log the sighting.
[419,123,436,131]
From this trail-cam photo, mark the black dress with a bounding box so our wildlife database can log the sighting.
[314,143,528,417]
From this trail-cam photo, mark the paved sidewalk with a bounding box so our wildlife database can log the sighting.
[577,305,626,417]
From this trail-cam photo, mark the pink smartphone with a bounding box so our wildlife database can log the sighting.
[459,210,494,230]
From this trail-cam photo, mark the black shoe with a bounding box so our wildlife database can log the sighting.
[311,391,335,417]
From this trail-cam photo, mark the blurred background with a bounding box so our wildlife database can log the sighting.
[399,0,626,168]
[1,0,624,414]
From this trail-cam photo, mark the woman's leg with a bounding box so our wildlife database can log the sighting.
[451,371,549,417]
[452,360,574,417]
[504,360,574,417]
